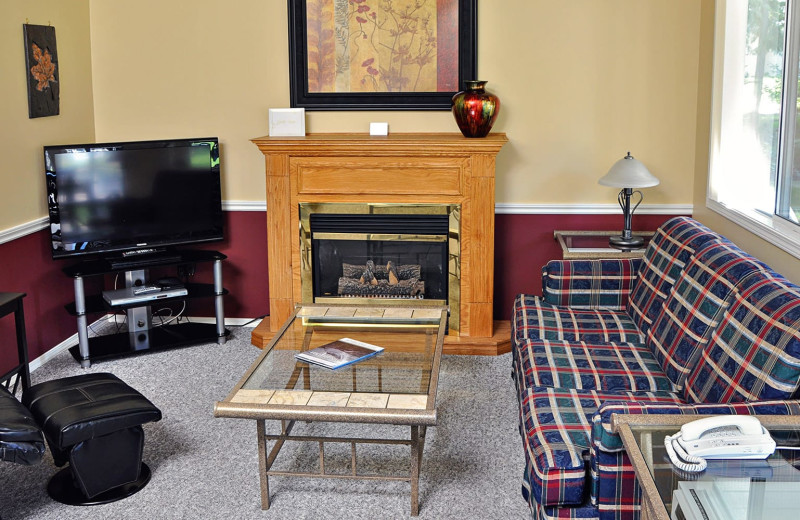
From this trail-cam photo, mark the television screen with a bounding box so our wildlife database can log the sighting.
[45,137,223,259]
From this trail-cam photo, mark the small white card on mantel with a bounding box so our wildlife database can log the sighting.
[370,122,389,136]
[269,108,305,136]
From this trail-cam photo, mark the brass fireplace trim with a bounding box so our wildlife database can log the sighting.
[313,233,448,243]
[299,203,461,332]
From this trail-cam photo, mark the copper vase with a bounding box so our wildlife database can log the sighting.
[451,80,500,138]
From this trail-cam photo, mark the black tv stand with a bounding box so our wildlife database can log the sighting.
[62,250,228,367]
[108,252,183,270]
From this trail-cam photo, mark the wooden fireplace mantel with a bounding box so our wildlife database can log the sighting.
[251,132,510,355]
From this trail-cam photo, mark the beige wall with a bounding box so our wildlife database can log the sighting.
[0,0,95,231]
[6,2,796,288]
[88,0,703,206]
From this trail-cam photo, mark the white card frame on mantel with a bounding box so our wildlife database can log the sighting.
[268,108,305,136]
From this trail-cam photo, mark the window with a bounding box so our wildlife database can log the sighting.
[709,0,800,256]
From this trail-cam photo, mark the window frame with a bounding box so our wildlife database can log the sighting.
[708,0,800,259]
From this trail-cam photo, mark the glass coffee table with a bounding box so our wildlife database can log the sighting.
[612,414,800,520]
[214,304,448,516]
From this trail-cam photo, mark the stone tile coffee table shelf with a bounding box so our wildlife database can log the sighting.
[214,304,447,516]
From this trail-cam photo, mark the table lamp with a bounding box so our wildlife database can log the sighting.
[598,152,659,248]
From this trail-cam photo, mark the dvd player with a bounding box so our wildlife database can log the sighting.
[102,285,188,306]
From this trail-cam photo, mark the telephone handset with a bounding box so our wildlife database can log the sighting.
[664,415,776,472]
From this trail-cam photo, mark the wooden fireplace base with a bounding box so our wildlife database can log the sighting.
[251,319,511,356]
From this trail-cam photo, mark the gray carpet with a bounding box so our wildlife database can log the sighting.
[0,324,530,519]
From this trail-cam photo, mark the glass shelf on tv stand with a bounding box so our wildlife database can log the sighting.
[62,249,229,368]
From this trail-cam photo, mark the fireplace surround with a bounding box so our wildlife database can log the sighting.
[251,133,508,355]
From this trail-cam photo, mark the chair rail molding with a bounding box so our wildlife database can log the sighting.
[494,203,693,215]
[0,203,691,246]
[0,217,49,245]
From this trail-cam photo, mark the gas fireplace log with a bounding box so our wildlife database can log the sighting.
[337,277,425,297]
[358,260,378,285]
[387,261,399,285]
[342,262,421,280]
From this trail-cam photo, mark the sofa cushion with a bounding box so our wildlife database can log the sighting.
[647,240,768,389]
[542,259,642,310]
[516,339,677,394]
[684,271,800,403]
[626,217,719,336]
[513,295,643,346]
[518,386,683,508]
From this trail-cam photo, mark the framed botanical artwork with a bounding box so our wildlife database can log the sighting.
[23,24,60,118]
[288,0,477,111]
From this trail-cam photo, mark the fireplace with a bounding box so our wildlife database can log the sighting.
[300,203,460,331]
[251,133,508,354]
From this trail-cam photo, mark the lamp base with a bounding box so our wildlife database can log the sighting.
[609,234,644,249]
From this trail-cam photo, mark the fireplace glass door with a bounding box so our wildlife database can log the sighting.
[300,203,460,330]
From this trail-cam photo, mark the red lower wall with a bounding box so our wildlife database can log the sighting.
[0,211,269,365]
[0,210,678,366]
[493,213,680,320]
[0,230,77,374]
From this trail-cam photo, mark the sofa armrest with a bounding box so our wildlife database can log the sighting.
[588,400,800,519]
[591,399,800,453]
[541,258,642,310]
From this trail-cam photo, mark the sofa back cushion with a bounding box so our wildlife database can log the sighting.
[684,270,800,403]
[647,240,768,389]
[541,258,641,310]
[626,217,719,336]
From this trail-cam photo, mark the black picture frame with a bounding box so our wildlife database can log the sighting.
[23,24,60,118]
[288,0,477,111]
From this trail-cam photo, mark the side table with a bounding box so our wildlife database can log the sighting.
[0,292,31,391]
[554,230,653,259]
[612,414,800,520]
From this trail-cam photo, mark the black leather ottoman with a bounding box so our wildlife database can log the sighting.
[22,373,162,505]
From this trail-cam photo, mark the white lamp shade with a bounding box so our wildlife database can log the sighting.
[598,152,660,188]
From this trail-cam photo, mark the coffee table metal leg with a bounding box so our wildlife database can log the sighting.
[257,419,270,510]
[418,425,427,467]
[411,425,420,516]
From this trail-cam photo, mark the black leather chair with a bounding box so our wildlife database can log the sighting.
[1,371,161,506]
[0,384,45,466]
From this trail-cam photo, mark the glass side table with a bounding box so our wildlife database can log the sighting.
[554,230,653,259]
[612,414,800,520]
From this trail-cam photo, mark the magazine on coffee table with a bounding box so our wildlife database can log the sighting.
[295,338,384,369]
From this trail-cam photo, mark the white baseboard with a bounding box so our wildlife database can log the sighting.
[28,331,80,373]
[182,316,262,327]
[28,315,263,373]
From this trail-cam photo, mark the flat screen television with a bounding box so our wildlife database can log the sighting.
[44,137,224,260]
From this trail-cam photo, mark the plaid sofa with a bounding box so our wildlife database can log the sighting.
[511,217,800,520]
